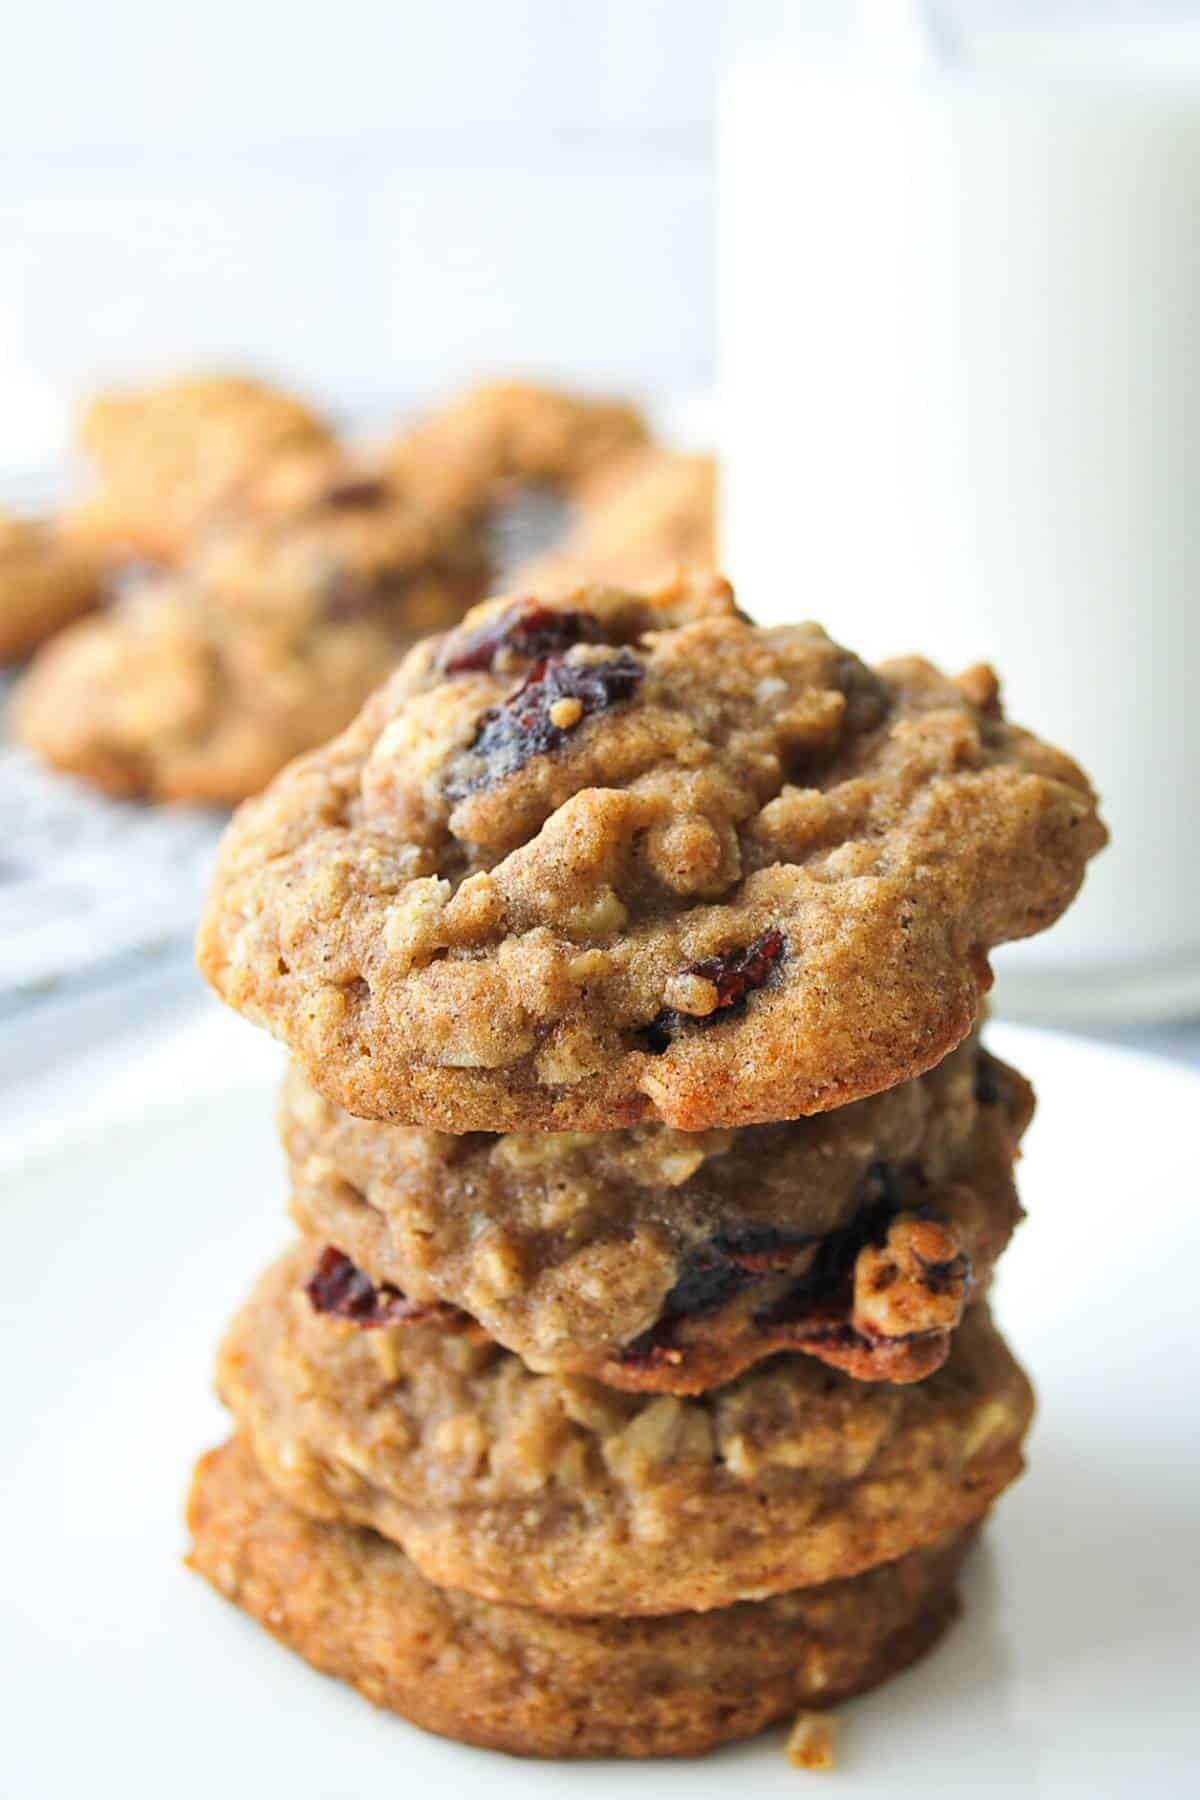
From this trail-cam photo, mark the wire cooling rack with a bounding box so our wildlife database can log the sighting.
[0,727,225,1013]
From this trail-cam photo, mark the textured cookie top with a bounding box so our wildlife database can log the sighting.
[200,578,1104,1130]
[0,509,103,662]
[284,1037,1030,1390]
[13,479,488,806]
[218,1245,1031,1614]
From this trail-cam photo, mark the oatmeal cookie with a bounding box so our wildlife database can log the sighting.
[199,578,1104,1131]
[217,1245,1032,1614]
[384,380,649,518]
[64,371,335,563]
[283,1037,1030,1391]
[515,448,717,591]
[13,476,489,805]
[0,510,104,661]
[188,1437,972,1758]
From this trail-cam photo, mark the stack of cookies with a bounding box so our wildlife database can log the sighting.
[189,576,1104,1759]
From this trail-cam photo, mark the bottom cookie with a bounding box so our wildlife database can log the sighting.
[188,1438,972,1760]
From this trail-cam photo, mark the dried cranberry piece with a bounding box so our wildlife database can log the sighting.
[448,648,643,793]
[619,1163,905,1367]
[656,1247,745,1322]
[641,928,786,1052]
[440,599,606,674]
[660,1223,820,1323]
[764,1164,900,1319]
[696,928,787,1008]
[320,476,390,510]
[306,1247,422,1328]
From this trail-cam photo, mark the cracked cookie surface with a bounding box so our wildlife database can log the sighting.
[14,474,489,805]
[199,577,1104,1130]
[188,1437,972,1758]
[216,1245,1032,1614]
[283,1036,1030,1391]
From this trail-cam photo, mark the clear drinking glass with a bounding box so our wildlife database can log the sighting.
[720,2,1200,1023]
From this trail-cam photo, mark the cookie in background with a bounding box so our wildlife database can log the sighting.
[61,371,337,566]
[383,378,650,520]
[11,470,490,805]
[0,508,106,662]
[514,445,716,592]
[11,371,673,807]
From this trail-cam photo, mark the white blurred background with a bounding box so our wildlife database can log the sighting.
[0,0,721,476]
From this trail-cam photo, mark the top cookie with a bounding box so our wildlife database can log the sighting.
[198,578,1105,1131]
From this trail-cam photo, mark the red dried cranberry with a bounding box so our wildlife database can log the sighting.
[447,648,643,793]
[320,476,390,510]
[620,1162,926,1368]
[641,928,785,1052]
[694,928,786,1007]
[654,1223,819,1325]
[305,1247,421,1327]
[440,599,606,674]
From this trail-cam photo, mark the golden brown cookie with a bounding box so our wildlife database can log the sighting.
[217,1244,1032,1615]
[64,371,335,563]
[515,447,717,591]
[188,1437,973,1759]
[199,578,1104,1131]
[13,476,489,805]
[0,510,104,662]
[282,1035,1030,1391]
[384,379,649,518]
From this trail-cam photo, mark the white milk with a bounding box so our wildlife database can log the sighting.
[720,26,1200,1020]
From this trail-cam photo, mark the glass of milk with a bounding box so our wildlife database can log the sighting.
[719,3,1200,1023]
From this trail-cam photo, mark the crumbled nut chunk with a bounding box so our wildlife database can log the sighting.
[853,1214,971,1343]
[786,1710,839,1770]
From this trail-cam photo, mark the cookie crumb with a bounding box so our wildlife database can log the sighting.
[549,695,585,729]
[786,1710,839,1770]
[662,971,720,1017]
